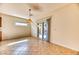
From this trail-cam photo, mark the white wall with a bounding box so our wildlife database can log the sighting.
[1,14,31,40]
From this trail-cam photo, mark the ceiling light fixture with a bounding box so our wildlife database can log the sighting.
[26,9,38,27]
[26,9,33,23]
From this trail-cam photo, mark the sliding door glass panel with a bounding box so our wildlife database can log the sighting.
[43,21,48,41]
[39,23,43,39]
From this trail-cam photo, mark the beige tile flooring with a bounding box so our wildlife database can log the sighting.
[0,37,78,55]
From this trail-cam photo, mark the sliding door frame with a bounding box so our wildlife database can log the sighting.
[37,17,51,42]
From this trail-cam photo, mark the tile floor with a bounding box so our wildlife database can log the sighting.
[0,37,78,55]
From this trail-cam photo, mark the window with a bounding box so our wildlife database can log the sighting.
[15,22,27,26]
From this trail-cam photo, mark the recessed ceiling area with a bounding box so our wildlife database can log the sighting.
[0,3,69,19]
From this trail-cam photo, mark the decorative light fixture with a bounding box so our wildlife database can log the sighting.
[27,9,33,23]
[26,9,39,27]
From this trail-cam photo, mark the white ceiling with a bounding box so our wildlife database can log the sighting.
[0,3,69,19]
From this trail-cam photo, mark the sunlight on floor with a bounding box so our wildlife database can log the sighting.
[6,40,28,46]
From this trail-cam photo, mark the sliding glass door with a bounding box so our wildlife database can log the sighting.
[37,19,50,42]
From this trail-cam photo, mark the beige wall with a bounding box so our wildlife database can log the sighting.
[50,4,79,51]
[31,4,79,51]
[1,14,31,40]
[31,18,37,37]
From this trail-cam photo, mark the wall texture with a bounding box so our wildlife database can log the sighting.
[1,14,31,40]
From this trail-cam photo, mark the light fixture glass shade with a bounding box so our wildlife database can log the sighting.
[27,19,32,23]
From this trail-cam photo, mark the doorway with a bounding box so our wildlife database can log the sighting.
[37,17,51,42]
[0,17,2,41]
